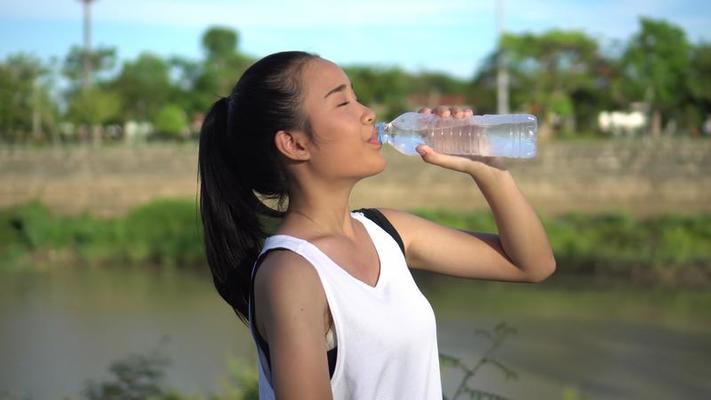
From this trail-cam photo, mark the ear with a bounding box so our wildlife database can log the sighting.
[274,130,311,161]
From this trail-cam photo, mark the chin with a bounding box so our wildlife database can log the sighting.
[364,157,387,177]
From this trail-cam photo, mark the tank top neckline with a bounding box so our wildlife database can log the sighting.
[263,212,387,292]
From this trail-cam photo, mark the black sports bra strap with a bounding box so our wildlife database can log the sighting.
[353,208,405,256]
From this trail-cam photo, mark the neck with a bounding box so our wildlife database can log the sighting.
[284,178,358,239]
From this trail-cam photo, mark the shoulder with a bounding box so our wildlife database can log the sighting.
[251,249,335,397]
[254,249,327,307]
[376,208,430,247]
[376,207,412,224]
[252,249,328,339]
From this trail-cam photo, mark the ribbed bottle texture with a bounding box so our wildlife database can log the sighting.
[377,112,538,158]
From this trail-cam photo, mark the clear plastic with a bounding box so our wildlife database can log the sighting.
[376,112,538,158]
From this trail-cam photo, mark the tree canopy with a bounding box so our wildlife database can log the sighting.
[1,19,709,144]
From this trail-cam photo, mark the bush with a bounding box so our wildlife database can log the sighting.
[152,104,188,139]
[116,198,204,266]
[2,201,710,283]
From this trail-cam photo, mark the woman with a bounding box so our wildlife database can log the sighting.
[198,51,556,400]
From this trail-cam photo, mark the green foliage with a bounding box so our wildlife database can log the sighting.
[153,104,188,139]
[412,209,497,232]
[412,208,711,281]
[111,52,174,121]
[4,18,711,143]
[0,201,53,257]
[621,18,691,115]
[202,28,239,61]
[498,29,601,134]
[0,200,204,268]
[0,53,56,141]
[218,356,260,400]
[62,46,117,90]
[345,65,412,120]
[2,202,710,282]
[689,43,711,104]
[115,199,204,267]
[199,27,253,98]
[67,87,122,126]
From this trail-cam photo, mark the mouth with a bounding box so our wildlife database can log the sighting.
[368,126,380,145]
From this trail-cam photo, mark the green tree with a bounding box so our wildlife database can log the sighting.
[0,54,58,143]
[66,87,122,126]
[111,52,174,121]
[152,104,188,140]
[168,56,205,116]
[345,65,413,120]
[689,43,711,105]
[621,17,691,136]
[203,27,238,60]
[467,51,506,114]
[499,29,601,137]
[199,26,253,98]
[687,42,711,134]
[62,45,117,93]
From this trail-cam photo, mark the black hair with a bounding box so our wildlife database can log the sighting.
[198,51,319,324]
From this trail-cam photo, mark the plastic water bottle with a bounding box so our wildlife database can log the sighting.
[376,112,538,158]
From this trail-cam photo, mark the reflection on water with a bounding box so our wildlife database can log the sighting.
[1,266,710,399]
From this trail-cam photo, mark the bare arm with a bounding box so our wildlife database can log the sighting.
[381,106,556,283]
[253,250,333,399]
[381,169,556,283]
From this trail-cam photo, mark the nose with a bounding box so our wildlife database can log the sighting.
[362,105,376,125]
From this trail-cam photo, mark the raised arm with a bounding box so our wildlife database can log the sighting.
[380,106,556,283]
[253,251,334,399]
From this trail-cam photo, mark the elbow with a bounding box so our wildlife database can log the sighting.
[526,256,557,283]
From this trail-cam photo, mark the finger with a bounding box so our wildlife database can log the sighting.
[450,106,463,118]
[416,144,430,157]
[433,106,451,117]
[416,144,471,172]
[418,107,432,114]
[463,108,474,118]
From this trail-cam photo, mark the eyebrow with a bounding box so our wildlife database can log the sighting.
[324,83,354,99]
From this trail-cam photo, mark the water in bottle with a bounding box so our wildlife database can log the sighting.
[376,112,538,158]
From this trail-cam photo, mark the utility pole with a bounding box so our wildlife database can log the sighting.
[79,0,96,89]
[496,0,509,114]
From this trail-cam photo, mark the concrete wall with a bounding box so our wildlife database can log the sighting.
[2,139,710,217]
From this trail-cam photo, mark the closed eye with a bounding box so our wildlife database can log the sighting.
[338,95,358,107]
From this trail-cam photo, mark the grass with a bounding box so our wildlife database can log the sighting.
[1,200,710,285]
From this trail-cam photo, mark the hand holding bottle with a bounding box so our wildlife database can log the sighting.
[414,106,508,174]
[376,106,537,161]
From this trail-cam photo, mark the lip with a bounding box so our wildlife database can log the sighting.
[368,126,380,145]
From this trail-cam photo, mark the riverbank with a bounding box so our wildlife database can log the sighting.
[1,200,709,285]
[1,138,710,217]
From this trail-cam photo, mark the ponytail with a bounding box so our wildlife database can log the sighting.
[197,51,318,324]
[198,97,257,324]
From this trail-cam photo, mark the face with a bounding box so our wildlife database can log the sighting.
[298,58,386,181]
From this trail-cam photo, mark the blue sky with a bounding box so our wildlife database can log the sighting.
[1,0,709,79]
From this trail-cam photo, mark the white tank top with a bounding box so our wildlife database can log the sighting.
[248,211,443,399]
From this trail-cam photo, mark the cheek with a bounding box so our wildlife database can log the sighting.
[311,141,385,177]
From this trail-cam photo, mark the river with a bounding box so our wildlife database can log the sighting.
[1,266,709,399]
